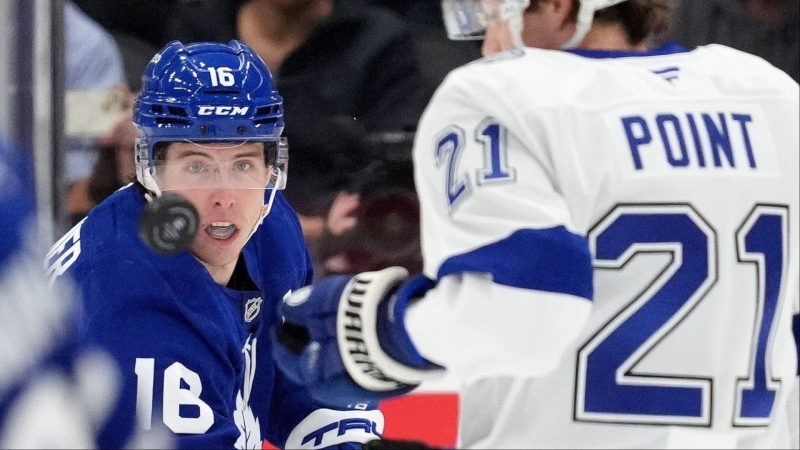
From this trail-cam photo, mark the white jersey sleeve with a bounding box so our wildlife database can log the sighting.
[406,49,593,383]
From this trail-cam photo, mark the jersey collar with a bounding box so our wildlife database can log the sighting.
[565,42,689,59]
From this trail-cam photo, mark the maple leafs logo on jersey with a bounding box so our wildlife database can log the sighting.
[233,393,260,450]
[234,337,261,450]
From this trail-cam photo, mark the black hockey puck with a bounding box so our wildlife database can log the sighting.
[138,193,199,254]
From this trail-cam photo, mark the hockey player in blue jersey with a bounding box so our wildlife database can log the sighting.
[272,0,800,448]
[0,138,142,448]
[45,40,384,449]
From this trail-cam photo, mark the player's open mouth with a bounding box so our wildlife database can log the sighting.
[207,222,237,240]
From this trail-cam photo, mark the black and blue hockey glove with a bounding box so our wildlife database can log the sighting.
[272,267,445,407]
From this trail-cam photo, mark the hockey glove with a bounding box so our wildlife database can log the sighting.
[284,408,384,449]
[272,267,445,407]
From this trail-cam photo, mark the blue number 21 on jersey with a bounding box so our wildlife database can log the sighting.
[577,204,789,427]
[435,118,516,212]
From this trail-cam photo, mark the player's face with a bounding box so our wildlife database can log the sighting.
[160,142,268,276]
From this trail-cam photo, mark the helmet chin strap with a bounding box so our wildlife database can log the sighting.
[509,15,526,48]
[246,169,282,242]
[561,0,629,49]
[138,168,162,202]
[499,1,528,48]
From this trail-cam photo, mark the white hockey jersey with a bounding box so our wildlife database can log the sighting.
[405,44,800,449]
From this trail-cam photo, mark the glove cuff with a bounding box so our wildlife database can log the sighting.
[336,268,445,393]
[376,274,440,370]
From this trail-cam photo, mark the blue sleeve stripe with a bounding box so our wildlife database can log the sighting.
[793,313,799,375]
[436,226,593,301]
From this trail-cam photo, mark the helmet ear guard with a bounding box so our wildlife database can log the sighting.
[266,138,289,191]
[135,137,162,198]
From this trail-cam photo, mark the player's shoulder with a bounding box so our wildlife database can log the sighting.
[58,185,164,285]
[248,191,313,287]
[693,43,783,68]
[79,184,144,249]
[452,46,579,74]
[443,47,550,85]
[690,44,799,95]
[435,47,595,106]
[255,191,307,255]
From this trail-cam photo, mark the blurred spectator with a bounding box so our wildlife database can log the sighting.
[72,0,242,50]
[366,0,482,91]
[367,0,440,25]
[409,24,482,92]
[667,0,799,81]
[110,33,159,93]
[65,2,124,90]
[237,0,432,233]
[64,1,126,185]
[65,20,158,226]
[64,97,138,226]
[316,129,423,277]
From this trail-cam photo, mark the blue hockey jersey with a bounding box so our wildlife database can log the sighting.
[2,139,134,448]
[45,185,382,449]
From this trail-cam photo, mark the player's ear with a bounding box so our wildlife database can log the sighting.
[549,0,578,46]
[551,0,576,27]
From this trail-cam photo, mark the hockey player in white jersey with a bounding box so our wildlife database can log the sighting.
[271,0,800,448]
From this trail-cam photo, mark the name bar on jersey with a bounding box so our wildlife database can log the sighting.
[616,108,777,175]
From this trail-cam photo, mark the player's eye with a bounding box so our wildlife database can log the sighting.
[234,160,254,172]
[186,162,206,173]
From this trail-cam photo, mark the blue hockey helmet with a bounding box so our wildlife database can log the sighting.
[133,40,287,197]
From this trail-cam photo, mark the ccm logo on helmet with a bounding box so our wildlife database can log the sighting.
[197,106,250,116]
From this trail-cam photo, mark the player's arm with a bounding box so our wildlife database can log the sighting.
[272,262,591,407]
[407,59,594,380]
[271,63,593,404]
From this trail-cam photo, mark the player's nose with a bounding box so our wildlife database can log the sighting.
[210,188,236,208]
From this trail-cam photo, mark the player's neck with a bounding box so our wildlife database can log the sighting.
[577,23,646,52]
[202,259,238,286]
